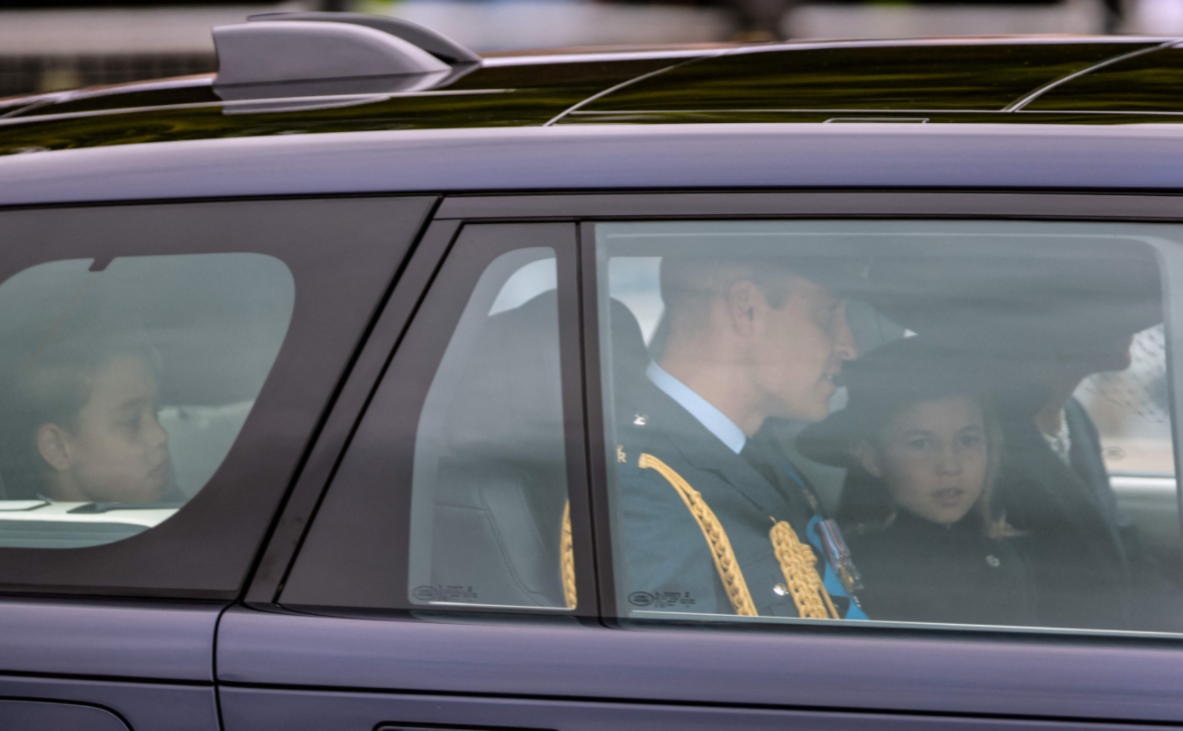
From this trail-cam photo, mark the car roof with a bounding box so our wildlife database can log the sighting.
[9,36,1183,205]
[3,37,1183,158]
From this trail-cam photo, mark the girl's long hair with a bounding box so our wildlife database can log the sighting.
[835,396,1019,538]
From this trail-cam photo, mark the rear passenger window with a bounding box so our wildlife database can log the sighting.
[279,223,590,615]
[0,196,435,598]
[596,220,1181,635]
[408,248,572,609]
[0,255,293,548]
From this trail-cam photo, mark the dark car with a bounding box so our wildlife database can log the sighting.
[1,13,1183,731]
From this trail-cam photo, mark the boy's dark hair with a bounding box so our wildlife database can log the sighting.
[0,336,158,499]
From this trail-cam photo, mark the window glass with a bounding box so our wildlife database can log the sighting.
[0,254,294,548]
[597,220,1180,634]
[408,248,574,609]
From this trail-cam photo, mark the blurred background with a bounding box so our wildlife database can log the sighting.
[1,0,1179,98]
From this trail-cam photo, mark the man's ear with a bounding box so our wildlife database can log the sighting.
[854,438,883,478]
[37,424,72,472]
[725,279,761,337]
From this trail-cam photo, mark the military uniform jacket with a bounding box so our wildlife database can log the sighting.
[616,381,834,618]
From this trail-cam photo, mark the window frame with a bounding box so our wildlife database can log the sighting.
[276,221,599,618]
[0,195,437,599]
[583,215,1179,629]
[257,190,1183,641]
[244,219,461,609]
[444,190,1183,633]
[223,192,1183,725]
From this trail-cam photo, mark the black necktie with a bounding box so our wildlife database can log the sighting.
[740,437,785,492]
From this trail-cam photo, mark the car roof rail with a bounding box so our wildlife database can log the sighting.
[212,11,481,102]
[247,12,482,65]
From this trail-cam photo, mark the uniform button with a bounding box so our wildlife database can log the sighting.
[633,413,648,426]
[774,583,789,596]
[986,555,1001,568]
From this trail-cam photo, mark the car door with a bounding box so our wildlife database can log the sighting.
[218,193,1183,731]
[0,196,435,731]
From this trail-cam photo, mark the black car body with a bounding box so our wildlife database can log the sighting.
[1,18,1183,731]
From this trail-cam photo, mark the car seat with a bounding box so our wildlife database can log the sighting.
[426,291,648,608]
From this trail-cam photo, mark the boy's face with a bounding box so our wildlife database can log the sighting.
[45,355,170,503]
[859,394,987,525]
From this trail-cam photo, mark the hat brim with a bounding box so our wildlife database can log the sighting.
[796,407,866,469]
[796,361,1049,470]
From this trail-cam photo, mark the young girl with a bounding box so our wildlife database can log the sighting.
[797,336,1036,627]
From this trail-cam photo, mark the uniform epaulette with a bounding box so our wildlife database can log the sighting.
[634,451,839,620]
[638,452,759,616]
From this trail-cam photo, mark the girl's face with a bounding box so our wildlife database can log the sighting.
[858,394,987,525]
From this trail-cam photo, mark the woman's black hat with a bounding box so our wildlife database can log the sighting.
[797,336,1041,468]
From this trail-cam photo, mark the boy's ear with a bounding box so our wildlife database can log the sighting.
[854,439,883,478]
[37,424,72,472]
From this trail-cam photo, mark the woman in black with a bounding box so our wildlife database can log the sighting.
[797,337,1037,627]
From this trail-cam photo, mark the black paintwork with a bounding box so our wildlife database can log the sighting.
[578,42,1157,112]
[0,58,675,155]
[6,32,1183,731]
[220,192,1183,731]
[9,126,1183,208]
[7,39,1183,158]
[560,110,1183,124]
[217,605,1183,723]
[0,198,433,599]
[1027,45,1183,112]
[0,598,221,680]
[218,687,1183,731]
[0,700,130,731]
[220,686,1183,728]
[20,81,222,116]
[0,676,218,731]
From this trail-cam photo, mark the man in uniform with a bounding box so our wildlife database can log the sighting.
[615,255,863,618]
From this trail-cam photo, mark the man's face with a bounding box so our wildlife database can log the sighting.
[54,355,170,502]
[749,277,858,423]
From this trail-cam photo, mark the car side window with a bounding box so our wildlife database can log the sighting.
[0,254,293,548]
[595,220,1181,635]
[408,248,572,608]
[0,196,435,597]
[280,223,591,615]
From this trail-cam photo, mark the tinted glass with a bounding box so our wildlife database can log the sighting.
[277,222,592,615]
[597,220,1180,634]
[0,254,293,548]
[408,248,574,609]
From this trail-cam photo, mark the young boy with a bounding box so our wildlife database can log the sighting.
[5,341,171,503]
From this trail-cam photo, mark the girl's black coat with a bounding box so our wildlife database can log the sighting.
[846,510,1037,626]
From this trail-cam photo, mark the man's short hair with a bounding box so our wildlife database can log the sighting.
[659,257,802,332]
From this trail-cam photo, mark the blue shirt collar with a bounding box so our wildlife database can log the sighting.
[646,361,747,455]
